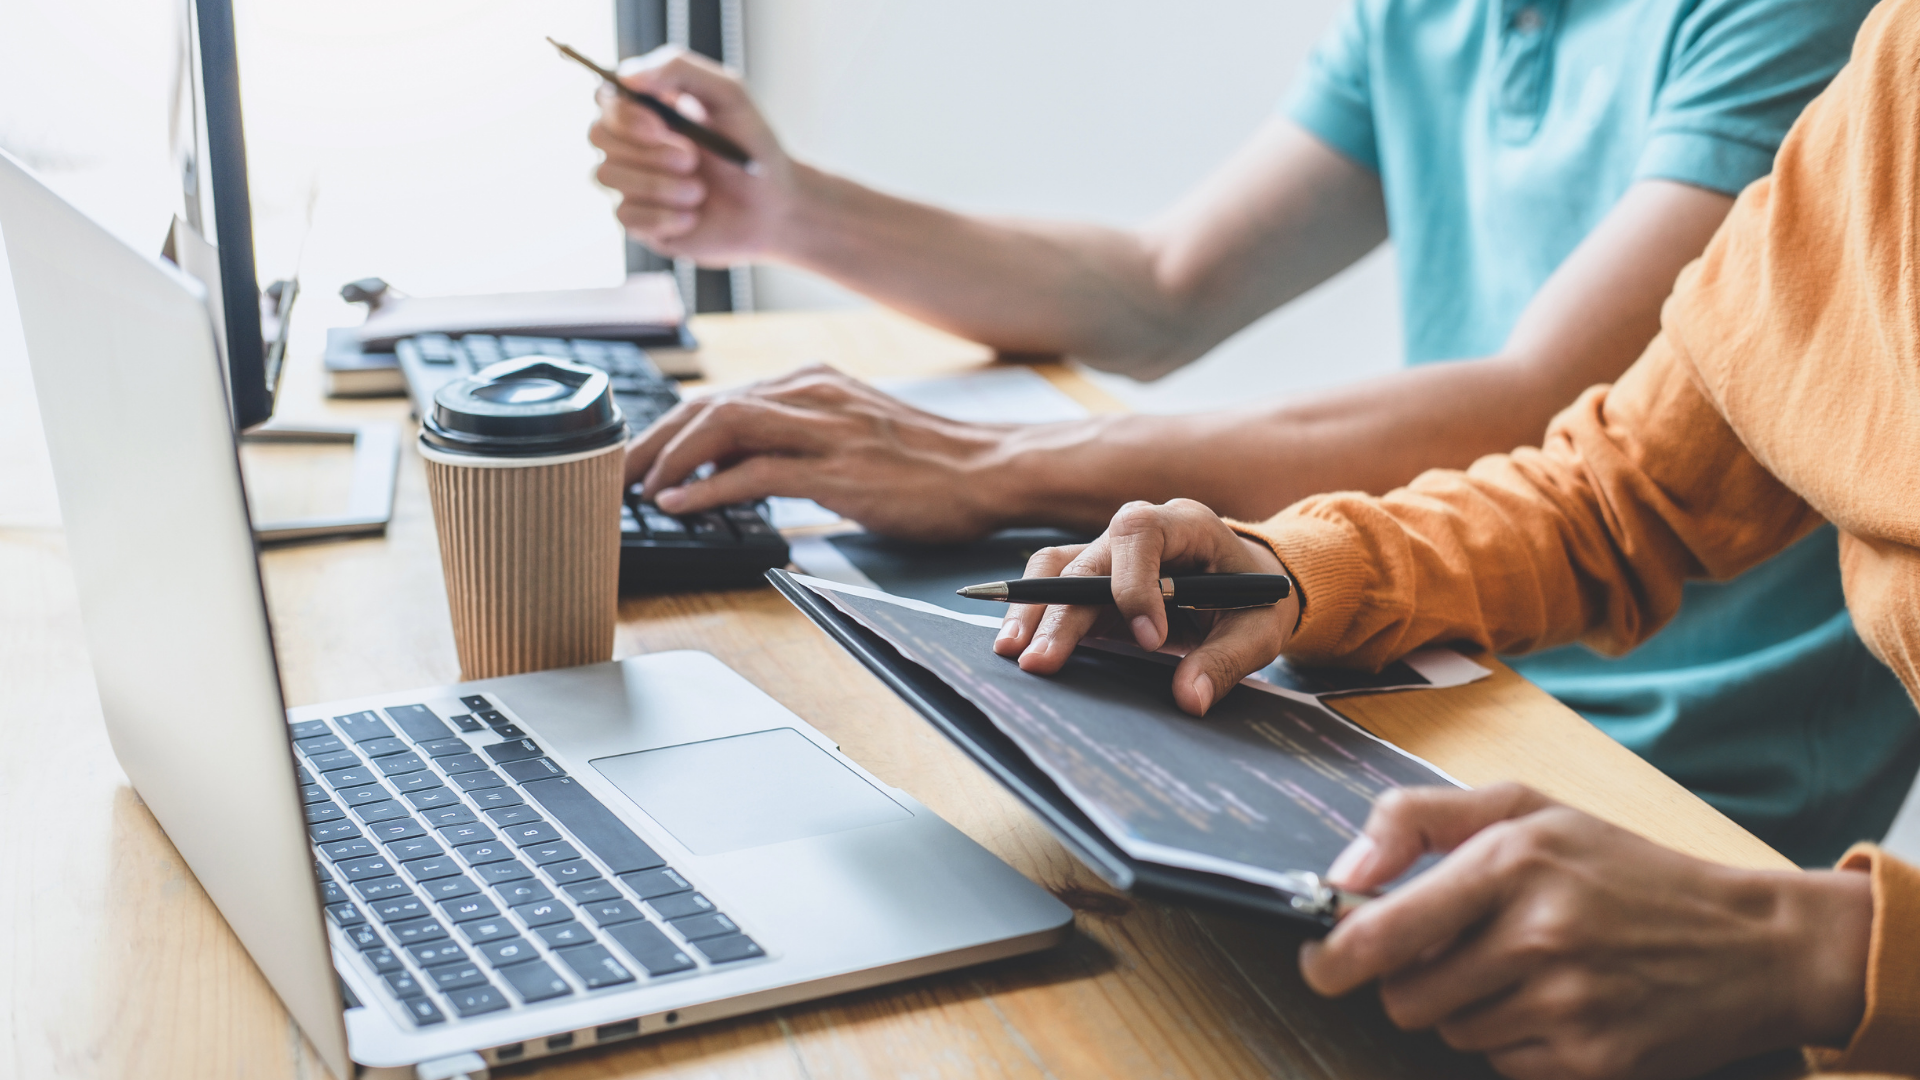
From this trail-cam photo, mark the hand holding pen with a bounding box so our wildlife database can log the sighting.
[990,498,1302,717]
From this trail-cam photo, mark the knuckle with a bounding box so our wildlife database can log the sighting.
[1376,984,1424,1032]
[1110,502,1165,534]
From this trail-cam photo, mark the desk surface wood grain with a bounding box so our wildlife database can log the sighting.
[0,308,1793,1080]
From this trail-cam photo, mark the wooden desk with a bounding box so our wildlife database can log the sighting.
[0,308,1792,1080]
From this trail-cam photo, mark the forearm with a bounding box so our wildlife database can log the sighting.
[769,121,1386,378]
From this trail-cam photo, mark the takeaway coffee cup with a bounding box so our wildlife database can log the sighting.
[418,356,628,680]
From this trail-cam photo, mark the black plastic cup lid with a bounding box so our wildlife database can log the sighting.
[421,356,628,458]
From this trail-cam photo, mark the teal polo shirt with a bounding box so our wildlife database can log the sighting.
[1286,0,1918,865]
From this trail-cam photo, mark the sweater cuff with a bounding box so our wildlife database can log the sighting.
[1808,844,1920,1073]
[1225,514,1369,662]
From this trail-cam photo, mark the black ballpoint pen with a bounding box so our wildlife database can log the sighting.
[549,38,761,174]
[957,573,1292,610]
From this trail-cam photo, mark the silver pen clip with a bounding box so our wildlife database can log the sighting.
[1278,870,1372,923]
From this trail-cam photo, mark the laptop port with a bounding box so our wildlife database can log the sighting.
[546,1033,575,1051]
[494,1043,523,1061]
[595,1019,639,1042]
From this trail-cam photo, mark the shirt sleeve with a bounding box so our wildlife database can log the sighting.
[1284,0,1381,172]
[1810,846,1920,1075]
[1637,0,1878,196]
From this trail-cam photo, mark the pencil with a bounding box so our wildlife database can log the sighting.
[549,37,760,175]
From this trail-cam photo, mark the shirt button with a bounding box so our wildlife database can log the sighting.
[1513,5,1543,31]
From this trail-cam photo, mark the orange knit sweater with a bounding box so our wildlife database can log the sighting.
[1235,0,1920,1071]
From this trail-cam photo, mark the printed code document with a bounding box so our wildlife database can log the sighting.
[796,575,1463,892]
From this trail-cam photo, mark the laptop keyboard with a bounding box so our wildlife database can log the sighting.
[394,333,790,593]
[299,695,765,1027]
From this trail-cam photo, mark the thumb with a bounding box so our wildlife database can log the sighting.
[1329,783,1555,893]
[616,47,765,135]
[1170,610,1286,716]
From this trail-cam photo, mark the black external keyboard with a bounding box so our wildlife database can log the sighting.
[298,696,764,1030]
[394,334,789,593]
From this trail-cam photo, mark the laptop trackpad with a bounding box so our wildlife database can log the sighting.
[591,728,910,855]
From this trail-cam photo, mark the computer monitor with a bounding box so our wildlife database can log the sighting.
[183,0,278,431]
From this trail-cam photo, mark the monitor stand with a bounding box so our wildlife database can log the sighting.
[243,420,400,544]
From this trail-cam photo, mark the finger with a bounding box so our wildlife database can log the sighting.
[595,162,708,210]
[642,397,839,505]
[1378,922,1533,1033]
[1103,502,1173,651]
[1331,783,1556,893]
[614,48,767,147]
[1425,969,1558,1054]
[589,111,699,173]
[1301,805,1551,998]
[1168,606,1291,715]
[649,453,812,516]
[624,399,709,486]
[996,544,1085,657]
[1017,545,1116,675]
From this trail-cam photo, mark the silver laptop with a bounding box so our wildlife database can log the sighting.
[0,150,1071,1080]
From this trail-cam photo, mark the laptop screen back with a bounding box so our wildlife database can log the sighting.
[0,150,351,1079]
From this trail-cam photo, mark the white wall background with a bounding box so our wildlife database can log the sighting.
[743,0,1403,413]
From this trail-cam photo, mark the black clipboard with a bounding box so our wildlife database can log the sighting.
[768,568,1337,932]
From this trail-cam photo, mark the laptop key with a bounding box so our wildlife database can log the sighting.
[452,771,504,793]
[554,944,636,989]
[383,971,425,998]
[363,946,403,974]
[534,921,593,949]
[343,923,384,950]
[319,880,349,905]
[398,996,446,1026]
[419,805,477,828]
[405,940,467,967]
[386,772,443,798]
[466,788,525,811]
[493,880,552,907]
[300,783,330,804]
[353,800,409,823]
[296,765,315,786]
[476,937,537,967]
[358,737,407,758]
[582,899,647,927]
[562,879,622,904]
[336,854,396,882]
[326,902,364,926]
[386,704,452,743]
[448,713,486,734]
[404,856,464,882]
[475,709,511,728]
[511,899,573,927]
[523,841,580,866]
[405,789,459,811]
[459,695,492,713]
[365,818,426,844]
[307,749,360,772]
[692,934,766,965]
[503,821,562,846]
[335,783,391,807]
[541,859,600,886]
[524,777,666,874]
[604,921,697,977]
[671,913,741,941]
[290,720,330,740]
[437,753,487,775]
[295,734,346,756]
[473,859,532,886]
[424,960,490,992]
[446,984,509,1018]
[499,758,565,783]
[333,711,394,744]
[419,738,470,759]
[383,837,439,864]
[304,802,345,825]
[455,840,515,866]
[387,918,447,947]
[497,958,574,1003]
[373,751,426,777]
[484,805,543,827]
[355,878,413,902]
[370,896,430,923]
[482,738,543,763]
[490,723,530,740]
[309,819,361,843]
[457,917,518,945]
[618,867,692,899]
[321,838,377,861]
[649,892,717,921]
[438,822,494,846]
[441,895,499,922]
[323,765,379,789]
[418,875,480,902]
